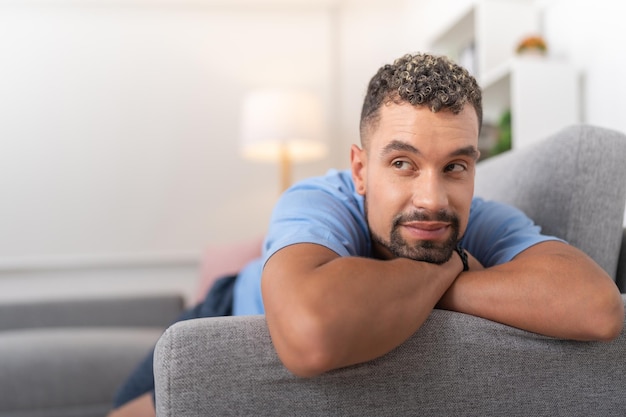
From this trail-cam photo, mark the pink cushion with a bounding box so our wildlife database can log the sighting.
[195,236,264,303]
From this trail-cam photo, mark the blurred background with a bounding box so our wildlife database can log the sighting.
[1,0,625,304]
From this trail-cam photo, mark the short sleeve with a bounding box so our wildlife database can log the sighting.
[462,198,564,267]
[263,170,370,265]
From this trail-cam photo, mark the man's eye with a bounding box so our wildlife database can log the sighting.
[392,160,412,170]
[445,163,467,173]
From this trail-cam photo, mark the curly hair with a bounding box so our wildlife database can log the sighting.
[360,53,482,147]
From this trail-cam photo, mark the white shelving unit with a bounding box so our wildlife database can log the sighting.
[482,57,579,149]
[429,0,580,151]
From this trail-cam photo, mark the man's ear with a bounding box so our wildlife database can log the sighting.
[350,144,367,196]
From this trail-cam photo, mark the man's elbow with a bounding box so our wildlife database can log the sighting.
[269,315,341,378]
[279,348,335,378]
[585,294,624,342]
[274,332,339,378]
[597,305,624,342]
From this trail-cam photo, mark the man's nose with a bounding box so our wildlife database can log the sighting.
[411,172,449,212]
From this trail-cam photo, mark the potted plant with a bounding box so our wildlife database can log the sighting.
[516,35,548,56]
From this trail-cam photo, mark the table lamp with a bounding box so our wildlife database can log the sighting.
[240,89,328,192]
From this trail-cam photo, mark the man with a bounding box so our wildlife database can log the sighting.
[108,52,624,416]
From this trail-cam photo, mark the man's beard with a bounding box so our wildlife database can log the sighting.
[366,199,460,264]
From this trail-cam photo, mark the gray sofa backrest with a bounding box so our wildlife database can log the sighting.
[475,124,626,278]
[155,299,626,417]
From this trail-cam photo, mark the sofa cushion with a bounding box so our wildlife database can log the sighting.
[0,294,185,332]
[475,125,626,278]
[0,327,163,417]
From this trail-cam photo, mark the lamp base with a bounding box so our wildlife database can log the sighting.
[280,146,292,193]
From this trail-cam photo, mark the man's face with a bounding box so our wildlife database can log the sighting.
[351,102,480,263]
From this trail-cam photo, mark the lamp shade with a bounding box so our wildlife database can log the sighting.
[240,89,327,162]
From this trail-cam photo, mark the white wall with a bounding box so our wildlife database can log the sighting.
[0,1,336,302]
[0,1,335,260]
[540,0,626,133]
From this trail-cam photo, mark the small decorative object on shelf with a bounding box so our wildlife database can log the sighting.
[515,35,548,56]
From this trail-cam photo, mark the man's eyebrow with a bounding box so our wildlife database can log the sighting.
[380,140,420,157]
[380,140,479,160]
[450,145,480,160]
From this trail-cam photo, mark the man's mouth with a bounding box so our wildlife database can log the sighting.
[400,221,451,241]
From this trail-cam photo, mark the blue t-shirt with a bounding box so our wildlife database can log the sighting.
[233,169,560,315]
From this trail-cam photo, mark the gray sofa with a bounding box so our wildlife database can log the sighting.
[0,294,184,417]
[153,125,626,416]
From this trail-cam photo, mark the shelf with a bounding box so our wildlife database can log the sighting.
[480,59,512,123]
[428,1,579,152]
[429,0,538,79]
[480,57,579,149]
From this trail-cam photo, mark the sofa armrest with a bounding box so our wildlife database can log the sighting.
[0,293,185,331]
[154,298,626,417]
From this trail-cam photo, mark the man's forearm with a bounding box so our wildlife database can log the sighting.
[262,244,463,377]
[437,241,624,341]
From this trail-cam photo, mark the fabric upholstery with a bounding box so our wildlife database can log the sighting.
[475,124,626,278]
[0,328,163,417]
[0,294,185,417]
[0,294,185,332]
[155,299,626,417]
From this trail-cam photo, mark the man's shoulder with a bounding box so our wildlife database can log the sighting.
[277,168,363,215]
[291,169,356,195]
[283,169,363,210]
[465,197,561,266]
[268,169,369,258]
[469,197,526,222]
